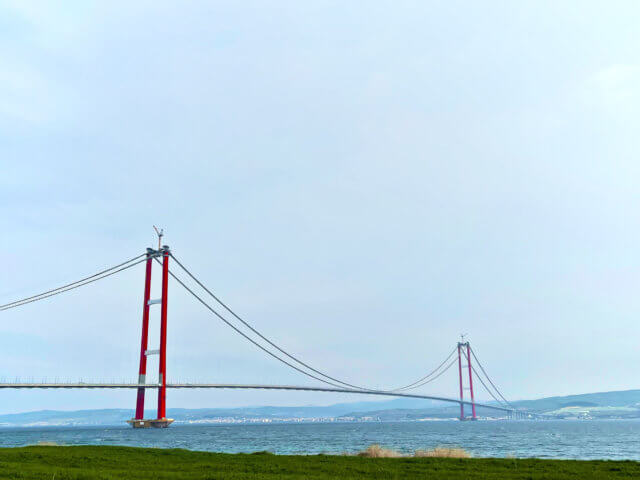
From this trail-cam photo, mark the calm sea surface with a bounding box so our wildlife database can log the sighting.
[1,420,639,460]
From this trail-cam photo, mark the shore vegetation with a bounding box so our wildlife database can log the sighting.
[2,445,640,479]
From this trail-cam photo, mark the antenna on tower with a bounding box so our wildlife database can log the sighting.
[460,333,467,344]
[153,226,164,251]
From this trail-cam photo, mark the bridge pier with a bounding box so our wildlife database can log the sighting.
[128,418,173,428]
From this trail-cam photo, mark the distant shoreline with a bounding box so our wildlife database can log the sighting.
[3,416,640,429]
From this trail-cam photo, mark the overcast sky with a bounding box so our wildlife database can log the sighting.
[2,1,640,414]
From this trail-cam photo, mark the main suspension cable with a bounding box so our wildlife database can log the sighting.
[169,253,462,394]
[461,349,510,407]
[396,355,459,391]
[391,347,457,391]
[469,347,512,406]
[161,262,362,390]
[168,254,379,390]
[471,363,506,406]
[0,255,148,312]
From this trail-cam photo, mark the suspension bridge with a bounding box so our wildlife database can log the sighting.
[1,242,539,427]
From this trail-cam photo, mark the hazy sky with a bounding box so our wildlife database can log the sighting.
[2,1,640,414]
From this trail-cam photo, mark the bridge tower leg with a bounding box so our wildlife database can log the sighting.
[128,245,174,428]
[466,343,477,420]
[157,246,170,423]
[134,248,154,420]
[457,343,464,420]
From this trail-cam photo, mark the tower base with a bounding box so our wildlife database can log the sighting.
[127,418,174,428]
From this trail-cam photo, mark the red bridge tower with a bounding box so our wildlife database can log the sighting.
[457,340,477,421]
[128,245,173,428]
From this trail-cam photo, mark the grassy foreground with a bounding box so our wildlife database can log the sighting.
[2,446,640,479]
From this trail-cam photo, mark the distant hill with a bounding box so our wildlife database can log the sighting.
[511,389,640,411]
[508,389,640,419]
[169,397,439,419]
[344,390,640,421]
[0,398,439,427]
[2,390,640,426]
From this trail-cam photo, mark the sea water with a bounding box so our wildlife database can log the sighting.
[1,420,638,460]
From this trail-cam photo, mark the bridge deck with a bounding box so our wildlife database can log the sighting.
[0,383,532,415]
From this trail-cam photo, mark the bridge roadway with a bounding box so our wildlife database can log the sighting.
[0,383,532,416]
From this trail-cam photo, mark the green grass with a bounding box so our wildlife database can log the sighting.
[1,446,640,479]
